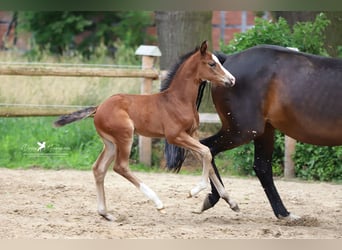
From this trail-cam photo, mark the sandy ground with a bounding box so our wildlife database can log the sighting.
[0,168,341,239]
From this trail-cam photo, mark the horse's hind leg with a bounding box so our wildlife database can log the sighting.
[93,138,115,221]
[113,137,164,211]
[253,124,298,220]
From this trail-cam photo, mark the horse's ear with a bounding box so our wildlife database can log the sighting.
[200,40,208,56]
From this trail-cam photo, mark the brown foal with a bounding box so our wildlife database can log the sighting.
[54,41,238,221]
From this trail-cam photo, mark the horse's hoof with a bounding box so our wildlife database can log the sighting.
[201,194,214,212]
[157,207,166,214]
[100,213,115,222]
[191,209,203,214]
[230,203,240,212]
[188,191,198,198]
[279,213,301,221]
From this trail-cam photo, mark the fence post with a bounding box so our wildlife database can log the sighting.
[135,45,161,166]
[284,136,296,178]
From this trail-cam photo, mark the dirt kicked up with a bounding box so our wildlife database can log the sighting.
[0,168,341,239]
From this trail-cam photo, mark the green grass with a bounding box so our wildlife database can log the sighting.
[0,116,102,169]
[0,116,168,172]
[0,116,235,176]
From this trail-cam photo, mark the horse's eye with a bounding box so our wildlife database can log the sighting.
[208,61,216,68]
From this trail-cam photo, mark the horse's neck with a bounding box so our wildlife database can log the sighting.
[166,65,200,106]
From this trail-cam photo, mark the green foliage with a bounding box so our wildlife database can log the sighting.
[19,12,93,55]
[18,11,154,59]
[219,13,341,181]
[0,116,165,171]
[338,46,342,58]
[221,12,330,55]
[112,39,141,65]
[227,132,285,177]
[294,144,342,182]
[291,13,331,55]
[112,12,155,48]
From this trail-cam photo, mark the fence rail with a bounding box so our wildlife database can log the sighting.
[0,64,159,79]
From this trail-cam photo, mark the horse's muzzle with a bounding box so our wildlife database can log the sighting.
[225,76,235,87]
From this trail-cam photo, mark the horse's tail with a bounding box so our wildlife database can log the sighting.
[164,81,207,172]
[53,106,97,127]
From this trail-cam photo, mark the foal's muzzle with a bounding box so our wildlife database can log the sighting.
[224,75,236,87]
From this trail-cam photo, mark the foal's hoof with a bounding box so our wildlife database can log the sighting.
[100,213,115,222]
[192,208,203,214]
[188,191,198,198]
[222,197,240,213]
[230,203,240,212]
[157,207,166,214]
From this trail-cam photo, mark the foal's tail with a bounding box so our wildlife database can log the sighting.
[164,81,207,172]
[53,106,97,127]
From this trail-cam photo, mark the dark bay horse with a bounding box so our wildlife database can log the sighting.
[165,45,342,220]
[54,41,238,221]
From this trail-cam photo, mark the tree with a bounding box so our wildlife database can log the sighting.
[155,11,212,70]
[324,11,342,57]
[273,11,342,58]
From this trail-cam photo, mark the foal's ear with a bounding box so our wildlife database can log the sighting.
[200,40,208,56]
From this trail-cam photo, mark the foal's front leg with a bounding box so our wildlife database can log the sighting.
[169,133,239,211]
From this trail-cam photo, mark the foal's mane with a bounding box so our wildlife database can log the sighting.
[161,45,208,172]
[160,46,200,92]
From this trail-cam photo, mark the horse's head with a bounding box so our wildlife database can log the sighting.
[196,40,235,87]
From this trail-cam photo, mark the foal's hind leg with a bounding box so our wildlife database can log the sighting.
[113,135,164,211]
[93,138,115,221]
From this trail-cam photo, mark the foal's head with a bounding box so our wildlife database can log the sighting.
[195,40,235,87]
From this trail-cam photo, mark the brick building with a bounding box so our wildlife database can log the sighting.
[211,11,257,50]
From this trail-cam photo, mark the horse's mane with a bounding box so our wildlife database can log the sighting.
[160,46,199,92]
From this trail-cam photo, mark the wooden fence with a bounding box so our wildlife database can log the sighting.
[0,51,220,166]
[0,64,159,117]
[0,52,292,175]
[0,47,163,166]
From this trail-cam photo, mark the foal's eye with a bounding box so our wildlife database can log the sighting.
[208,61,216,68]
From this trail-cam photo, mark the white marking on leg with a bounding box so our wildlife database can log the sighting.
[189,147,211,197]
[139,183,164,210]
[279,213,301,221]
[190,179,209,197]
